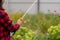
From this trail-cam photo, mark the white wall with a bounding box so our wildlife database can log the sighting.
[40,0,60,2]
[4,0,60,14]
[8,0,36,2]
[8,0,60,2]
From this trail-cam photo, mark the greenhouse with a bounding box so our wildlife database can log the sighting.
[0,0,60,40]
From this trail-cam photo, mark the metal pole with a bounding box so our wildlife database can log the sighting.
[37,0,40,14]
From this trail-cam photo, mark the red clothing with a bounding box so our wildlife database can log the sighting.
[0,9,20,40]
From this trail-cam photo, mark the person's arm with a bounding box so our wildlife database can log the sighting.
[2,11,22,32]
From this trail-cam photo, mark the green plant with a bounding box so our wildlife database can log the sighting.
[48,24,60,40]
[13,26,34,40]
[9,12,60,40]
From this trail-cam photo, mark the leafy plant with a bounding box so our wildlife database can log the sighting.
[48,24,60,40]
[13,26,34,40]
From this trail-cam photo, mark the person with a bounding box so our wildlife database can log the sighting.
[0,0,22,40]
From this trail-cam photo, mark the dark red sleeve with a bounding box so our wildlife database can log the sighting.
[1,11,20,32]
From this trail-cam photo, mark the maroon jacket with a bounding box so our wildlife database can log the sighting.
[0,9,20,40]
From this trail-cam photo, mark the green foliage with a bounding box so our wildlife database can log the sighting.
[9,12,60,40]
[48,24,60,40]
[9,13,23,23]
[13,26,34,40]
[22,13,60,33]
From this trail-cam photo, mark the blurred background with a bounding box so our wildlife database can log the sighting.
[4,0,60,40]
[4,0,60,14]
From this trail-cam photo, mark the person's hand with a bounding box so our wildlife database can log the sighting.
[17,18,22,25]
